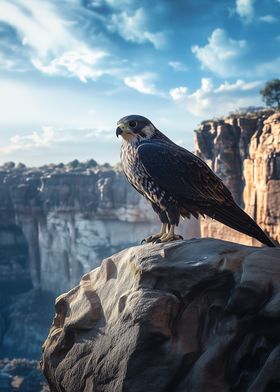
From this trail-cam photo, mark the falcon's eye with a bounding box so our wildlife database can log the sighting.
[129,121,137,128]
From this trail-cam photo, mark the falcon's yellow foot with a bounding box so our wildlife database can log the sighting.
[141,224,168,244]
[155,225,183,243]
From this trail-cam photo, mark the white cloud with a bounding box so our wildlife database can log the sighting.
[32,50,108,82]
[259,15,278,23]
[0,127,56,154]
[170,86,188,100]
[108,8,166,49]
[168,61,188,72]
[215,79,262,92]
[0,0,116,81]
[169,78,262,117]
[192,29,246,77]
[0,126,112,155]
[236,0,255,23]
[124,72,160,95]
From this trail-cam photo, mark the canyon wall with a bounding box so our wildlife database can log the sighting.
[195,111,280,246]
[0,165,199,294]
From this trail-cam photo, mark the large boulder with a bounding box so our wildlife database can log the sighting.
[41,239,280,392]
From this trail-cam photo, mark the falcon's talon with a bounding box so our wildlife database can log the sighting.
[141,233,162,244]
[158,234,183,243]
[156,225,184,243]
[140,224,168,245]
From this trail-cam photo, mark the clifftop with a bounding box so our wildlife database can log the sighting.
[41,238,280,392]
[0,162,151,221]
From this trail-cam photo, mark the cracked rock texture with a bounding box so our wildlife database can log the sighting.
[195,111,280,246]
[42,238,280,392]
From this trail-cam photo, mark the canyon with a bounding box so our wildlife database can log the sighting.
[0,163,199,295]
[1,110,279,390]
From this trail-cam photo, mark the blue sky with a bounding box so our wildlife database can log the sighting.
[0,0,279,166]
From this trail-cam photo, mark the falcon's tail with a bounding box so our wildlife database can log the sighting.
[203,202,276,247]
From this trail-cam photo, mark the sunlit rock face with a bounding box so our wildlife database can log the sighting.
[41,239,280,392]
[0,166,200,293]
[195,111,280,246]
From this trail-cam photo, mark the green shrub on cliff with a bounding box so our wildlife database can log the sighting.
[260,79,280,110]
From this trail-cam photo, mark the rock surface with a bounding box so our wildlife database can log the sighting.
[195,111,280,246]
[42,238,280,392]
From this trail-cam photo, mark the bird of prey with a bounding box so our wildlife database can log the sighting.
[116,114,275,247]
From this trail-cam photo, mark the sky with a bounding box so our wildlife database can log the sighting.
[0,0,279,166]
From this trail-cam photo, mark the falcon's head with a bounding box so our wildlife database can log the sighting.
[116,115,156,142]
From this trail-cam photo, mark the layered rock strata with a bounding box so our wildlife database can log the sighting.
[42,238,280,392]
[0,166,199,294]
[195,111,280,246]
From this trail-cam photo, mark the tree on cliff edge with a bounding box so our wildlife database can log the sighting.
[260,79,280,110]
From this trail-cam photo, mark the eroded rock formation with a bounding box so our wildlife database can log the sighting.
[42,238,280,392]
[195,111,280,246]
[0,165,199,294]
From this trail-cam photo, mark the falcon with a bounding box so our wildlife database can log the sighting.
[116,114,275,247]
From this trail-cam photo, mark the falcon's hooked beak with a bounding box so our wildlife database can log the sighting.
[116,121,127,138]
[116,122,133,140]
[116,126,123,138]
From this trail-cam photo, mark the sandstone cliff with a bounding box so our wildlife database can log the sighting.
[41,239,280,392]
[195,111,280,246]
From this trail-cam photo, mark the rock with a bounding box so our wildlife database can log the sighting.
[41,238,280,392]
[195,111,280,246]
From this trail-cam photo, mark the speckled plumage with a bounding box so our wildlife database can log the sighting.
[121,139,176,210]
[116,114,275,246]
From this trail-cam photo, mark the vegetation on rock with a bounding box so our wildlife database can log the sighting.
[260,79,280,110]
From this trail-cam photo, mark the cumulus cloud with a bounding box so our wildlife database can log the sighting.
[215,79,262,92]
[170,86,188,100]
[124,72,160,95]
[168,61,188,72]
[236,0,255,23]
[259,15,277,23]
[0,0,118,81]
[192,28,246,77]
[108,8,166,49]
[32,50,109,82]
[169,78,262,117]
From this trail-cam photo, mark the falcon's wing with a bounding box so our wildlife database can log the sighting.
[137,142,233,204]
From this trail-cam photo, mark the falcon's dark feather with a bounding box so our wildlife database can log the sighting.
[137,141,232,204]
[117,114,275,247]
